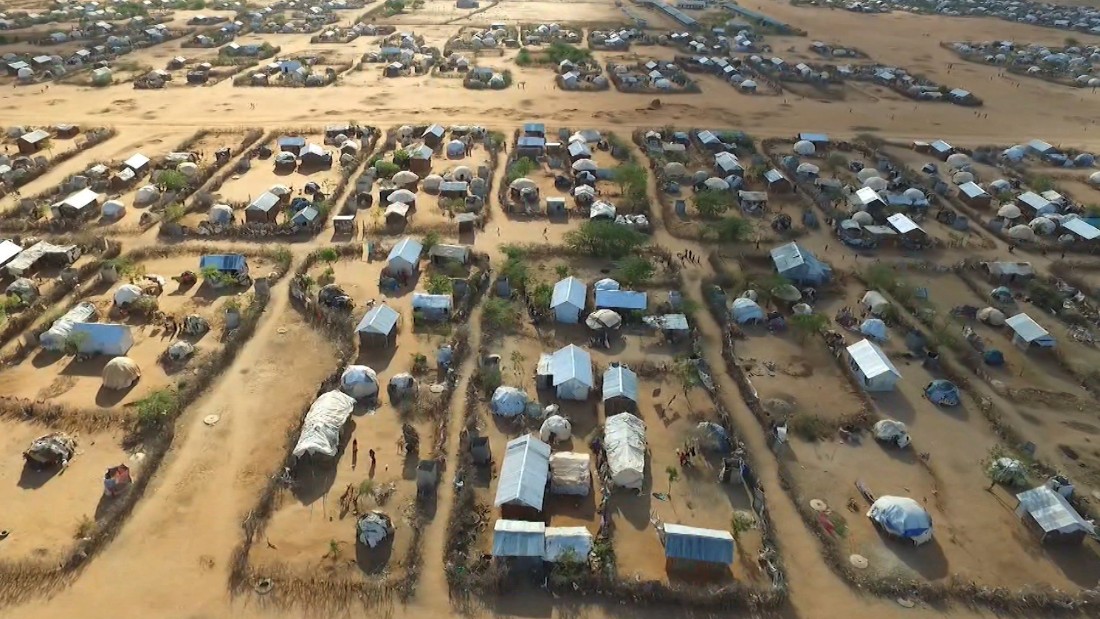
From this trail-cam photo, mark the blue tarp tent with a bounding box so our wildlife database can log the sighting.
[770,242,832,286]
[924,380,960,406]
[663,524,735,564]
[867,496,933,544]
[491,386,529,417]
[983,349,1005,366]
[730,297,764,324]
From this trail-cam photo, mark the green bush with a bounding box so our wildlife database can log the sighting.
[693,189,732,218]
[483,297,519,330]
[613,255,655,286]
[156,169,189,192]
[506,157,536,185]
[375,160,400,178]
[705,216,751,242]
[546,42,590,64]
[426,274,452,294]
[564,221,647,258]
[136,389,179,428]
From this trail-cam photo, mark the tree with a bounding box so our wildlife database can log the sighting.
[317,247,339,263]
[156,169,188,192]
[824,152,847,172]
[613,255,655,287]
[375,160,399,178]
[422,231,440,252]
[506,157,536,184]
[1031,176,1054,193]
[693,189,731,218]
[384,0,405,12]
[613,162,647,196]
[665,465,679,496]
[392,149,411,169]
[790,313,828,342]
[515,48,532,66]
[426,274,452,295]
[564,221,647,258]
[672,357,700,406]
[705,216,751,242]
[530,281,552,312]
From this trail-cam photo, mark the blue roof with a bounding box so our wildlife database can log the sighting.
[492,520,545,557]
[799,133,829,143]
[278,136,306,147]
[517,136,545,149]
[595,289,648,311]
[551,276,586,310]
[550,345,593,387]
[523,122,545,134]
[199,254,247,272]
[603,365,638,402]
[387,237,423,265]
[423,124,445,137]
[70,322,133,355]
[439,181,468,193]
[494,434,551,510]
[663,524,735,563]
[356,304,399,335]
[770,242,831,285]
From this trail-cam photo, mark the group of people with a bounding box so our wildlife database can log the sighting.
[676,249,701,267]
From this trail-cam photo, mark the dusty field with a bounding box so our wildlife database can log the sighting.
[0,419,131,564]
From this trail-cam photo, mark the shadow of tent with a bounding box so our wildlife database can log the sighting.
[95,381,137,407]
[872,525,949,580]
[17,461,62,489]
[290,419,356,505]
[355,534,395,575]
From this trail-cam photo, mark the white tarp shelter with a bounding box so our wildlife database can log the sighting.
[491,386,529,417]
[544,526,593,562]
[292,390,357,459]
[867,496,933,545]
[40,302,97,351]
[549,451,590,495]
[1005,313,1055,349]
[604,413,646,489]
[861,291,890,315]
[846,339,900,391]
[492,519,545,557]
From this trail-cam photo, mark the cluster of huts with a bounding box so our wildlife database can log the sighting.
[448,23,514,51]
[587,28,635,51]
[609,60,694,93]
[243,57,336,87]
[1,125,81,187]
[836,0,1100,35]
[521,23,581,46]
[186,20,244,47]
[364,32,439,77]
[948,41,1100,88]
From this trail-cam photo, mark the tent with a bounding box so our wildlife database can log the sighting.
[340,365,379,399]
[585,309,622,330]
[594,278,619,291]
[976,306,1006,326]
[549,452,590,495]
[539,415,572,442]
[113,283,143,306]
[604,413,646,489]
[846,339,900,391]
[924,380,960,406]
[40,302,97,351]
[167,340,195,360]
[988,457,1026,486]
[867,496,933,544]
[492,520,545,557]
[6,278,39,304]
[663,524,735,564]
[102,357,141,389]
[873,419,910,448]
[860,318,887,341]
[292,390,357,459]
[694,421,732,453]
[544,526,593,562]
[1005,313,1055,349]
[730,297,764,324]
[861,291,890,315]
[491,386,529,417]
[357,511,394,548]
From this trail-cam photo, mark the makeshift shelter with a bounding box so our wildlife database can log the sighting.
[113,284,143,307]
[549,345,593,400]
[492,519,545,559]
[924,380,960,406]
[662,524,735,565]
[594,289,647,312]
[339,365,379,400]
[539,415,572,443]
[495,434,551,519]
[604,413,646,489]
[873,419,910,448]
[386,237,423,275]
[861,291,890,315]
[23,433,75,468]
[0,240,22,270]
[491,386,529,417]
[988,458,1027,486]
[6,278,38,304]
[7,241,79,277]
[167,340,195,360]
[70,323,134,355]
[245,191,281,224]
[551,276,586,324]
[730,297,765,324]
[1005,313,1055,349]
[40,302,97,351]
[356,304,400,349]
[977,307,1006,326]
[846,339,900,392]
[860,318,887,341]
[388,373,417,401]
[770,242,831,285]
[102,357,141,389]
[292,390,357,459]
[1015,486,1094,545]
[412,293,452,321]
[867,496,933,545]
[356,511,394,548]
[544,526,593,562]
[199,254,248,278]
[549,452,590,495]
[602,364,638,414]
[585,309,622,331]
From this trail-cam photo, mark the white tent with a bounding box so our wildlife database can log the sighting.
[604,413,646,489]
[292,390,357,459]
[572,159,597,172]
[585,309,622,330]
[388,188,417,204]
[340,365,379,399]
[730,297,764,324]
[997,204,1021,219]
[167,340,195,360]
[544,526,593,562]
[846,339,900,391]
[873,419,910,448]
[977,306,1006,326]
[208,204,233,224]
[861,290,890,315]
[102,199,125,219]
[113,284,143,306]
[946,153,970,169]
[102,357,141,389]
[549,451,590,495]
[863,176,887,192]
[867,496,933,544]
[40,301,97,351]
[860,318,887,340]
[392,170,419,186]
[594,278,620,291]
[539,414,572,442]
[1007,224,1036,241]
[491,386,529,417]
[857,168,879,182]
[793,140,815,156]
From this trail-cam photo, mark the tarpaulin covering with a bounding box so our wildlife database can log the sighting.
[292,391,356,458]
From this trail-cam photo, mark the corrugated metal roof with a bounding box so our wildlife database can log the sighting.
[595,289,647,310]
[1062,218,1100,240]
[199,254,247,272]
[550,345,593,387]
[356,304,399,335]
[568,141,591,157]
[20,129,50,144]
[763,169,786,184]
[1017,191,1052,211]
[846,339,900,379]
[985,261,1034,277]
[854,186,883,206]
[61,187,100,209]
[1026,139,1055,154]
[247,191,280,213]
[886,213,922,234]
[494,435,551,510]
[412,293,453,310]
[930,140,952,152]
[770,242,804,272]
[124,152,149,170]
[959,181,988,198]
[492,519,546,557]
[385,202,411,218]
[544,526,593,562]
[602,365,638,402]
[1005,313,1051,343]
[388,237,423,265]
[798,133,829,143]
[0,240,21,266]
[551,276,586,310]
[428,244,469,261]
[1016,486,1094,535]
[663,524,735,563]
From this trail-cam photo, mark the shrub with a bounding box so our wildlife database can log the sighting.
[693,189,732,218]
[515,49,532,66]
[423,231,440,251]
[135,389,179,428]
[546,42,590,64]
[411,353,428,374]
[317,247,339,263]
[790,313,828,341]
[162,203,187,223]
[613,255,655,286]
[156,169,189,192]
[63,332,89,356]
[564,221,647,258]
[375,160,400,178]
[483,297,519,330]
[505,157,536,185]
[529,281,552,311]
[705,216,751,242]
[478,366,502,395]
[427,274,452,294]
[392,149,411,169]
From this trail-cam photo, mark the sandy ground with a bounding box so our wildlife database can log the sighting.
[3,1,1100,619]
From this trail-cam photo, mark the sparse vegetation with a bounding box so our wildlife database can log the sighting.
[693,190,732,218]
[427,274,453,295]
[482,297,520,330]
[613,255,655,287]
[506,157,536,185]
[564,221,647,258]
[156,169,189,192]
[135,389,180,428]
[704,216,751,242]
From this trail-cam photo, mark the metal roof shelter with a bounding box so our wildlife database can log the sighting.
[846,339,901,391]
[428,243,469,263]
[356,304,400,335]
[798,132,829,144]
[19,129,50,146]
[492,520,545,557]
[551,276,586,323]
[247,191,280,213]
[602,365,638,403]
[58,187,100,212]
[1017,191,1054,213]
[70,322,134,355]
[550,344,594,400]
[930,140,953,154]
[387,237,423,273]
[199,254,247,274]
[494,434,551,511]
[770,242,831,285]
[854,186,885,208]
[0,240,21,268]
[663,524,735,564]
[886,213,923,235]
[123,152,150,171]
[544,526,593,562]
[1026,139,1056,156]
[1062,218,1100,240]
[1015,486,1095,539]
[959,181,989,199]
[984,261,1034,278]
[1005,313,1055,348]
[594,289,647,311]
